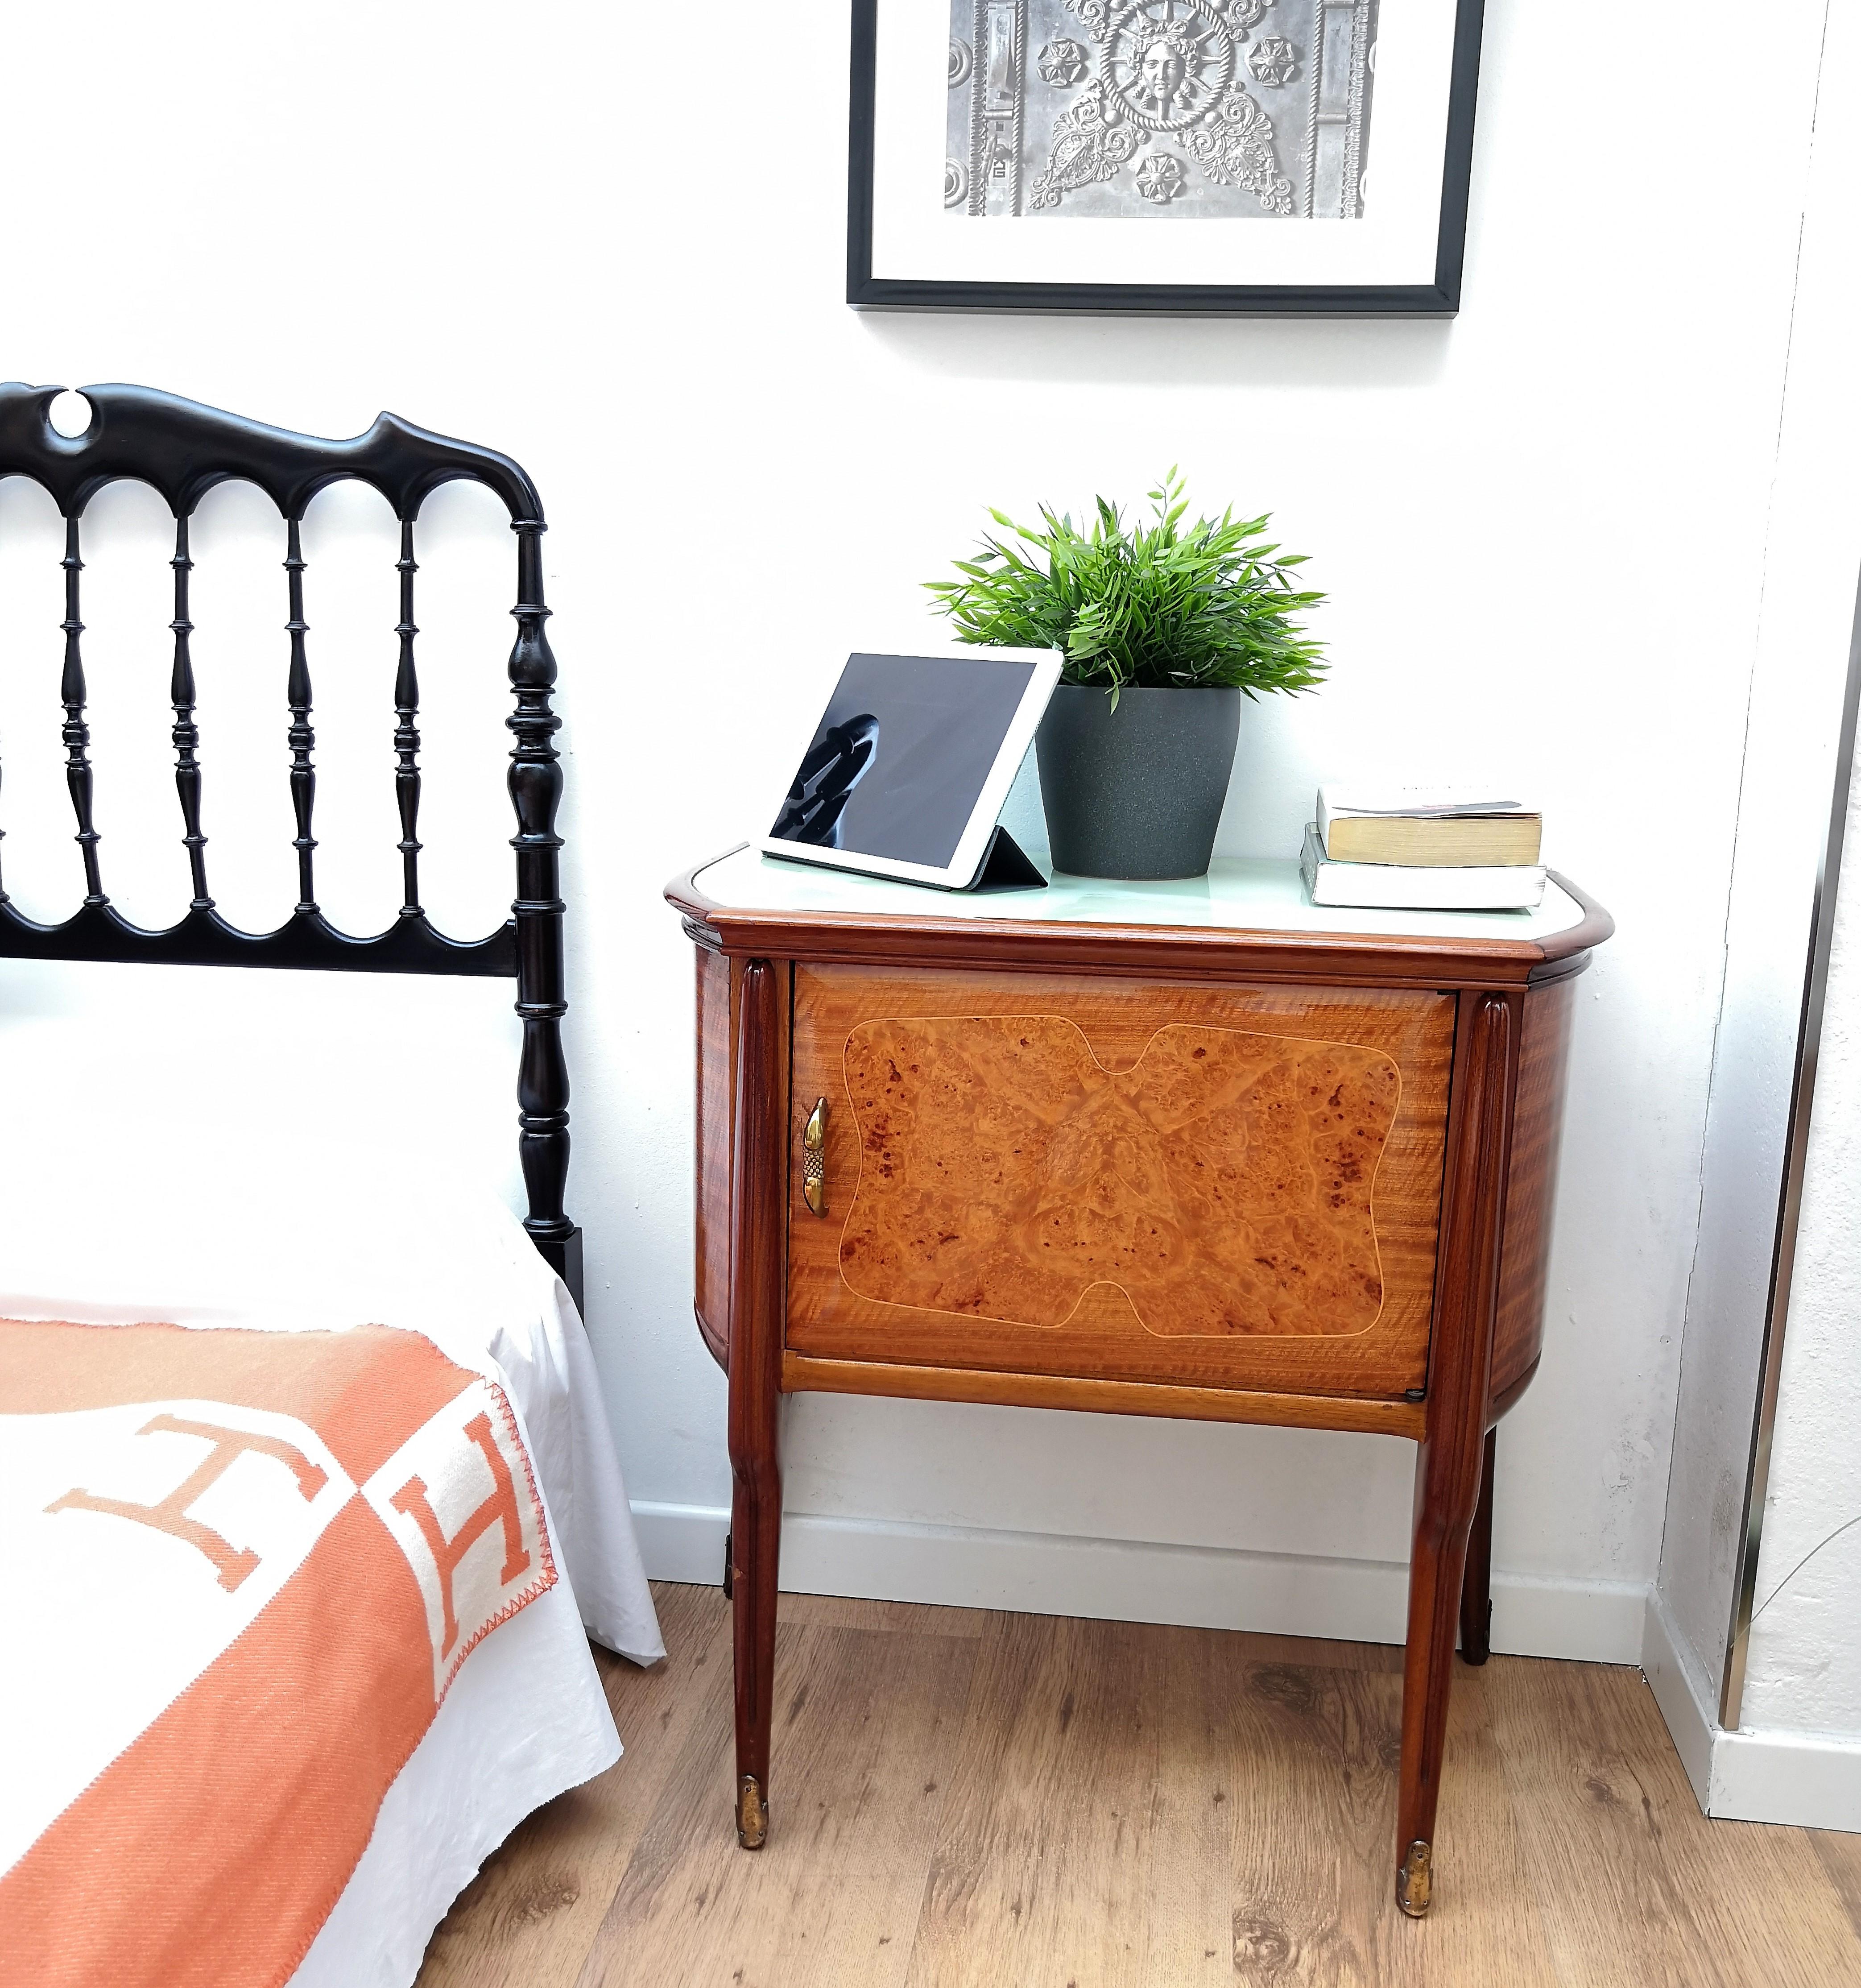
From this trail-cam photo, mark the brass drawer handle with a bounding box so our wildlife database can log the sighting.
[802,1097,827,1216]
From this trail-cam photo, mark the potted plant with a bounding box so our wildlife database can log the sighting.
[927,470,1327,881]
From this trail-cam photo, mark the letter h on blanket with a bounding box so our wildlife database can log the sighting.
[389,1412,531,1658]
[45,1413,330,1592]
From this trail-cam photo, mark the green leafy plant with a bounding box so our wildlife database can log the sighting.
[926,469,1327,700]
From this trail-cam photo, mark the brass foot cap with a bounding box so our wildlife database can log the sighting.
[1397,1839,1433,1918]
[736,1774,769,1850]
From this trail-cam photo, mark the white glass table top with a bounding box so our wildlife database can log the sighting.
[688,847,1588,947]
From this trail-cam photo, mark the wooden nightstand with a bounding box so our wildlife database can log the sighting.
[667,847,1611,1917]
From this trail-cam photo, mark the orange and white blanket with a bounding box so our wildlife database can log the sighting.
[0,1316,566,1988]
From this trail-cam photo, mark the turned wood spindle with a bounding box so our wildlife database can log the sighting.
[284,517,318,914]
[60,515,105,906]
[506,517,574,1261]
[170,514,213,911]
[393,517,424,919]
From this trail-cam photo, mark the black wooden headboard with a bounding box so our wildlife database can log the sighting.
[0,382,583,1308]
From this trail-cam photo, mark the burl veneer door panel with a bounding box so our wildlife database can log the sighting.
[788,967,1455,1399]
[840,1015,1399,1335]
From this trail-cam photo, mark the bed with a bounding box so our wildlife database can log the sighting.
[0,383,664,1988]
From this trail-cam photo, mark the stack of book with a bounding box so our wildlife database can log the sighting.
[1301,786,1547,910]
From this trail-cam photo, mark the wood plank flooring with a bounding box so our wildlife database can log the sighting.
[416,1584,1861,1988]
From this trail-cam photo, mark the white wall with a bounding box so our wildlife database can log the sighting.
[0,1,1840,1662]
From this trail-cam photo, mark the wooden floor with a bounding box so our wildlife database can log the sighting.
[417,1582,1861,1988]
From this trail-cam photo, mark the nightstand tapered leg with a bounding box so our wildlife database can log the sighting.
[1458,1427,1497,1665]
[1396,991,1515,1918]
[1397,1415,1488,1915]
[727,958,786,1849]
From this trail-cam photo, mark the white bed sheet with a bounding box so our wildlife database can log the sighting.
[0,1122,665,1986]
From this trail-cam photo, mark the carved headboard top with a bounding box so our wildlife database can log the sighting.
[0,381,543,524]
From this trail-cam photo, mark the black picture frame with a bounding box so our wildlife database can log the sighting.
[847,0,1486,318]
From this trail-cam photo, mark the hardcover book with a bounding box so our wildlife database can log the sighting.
[1301,824,1547,911]
[1316,785,1544,868]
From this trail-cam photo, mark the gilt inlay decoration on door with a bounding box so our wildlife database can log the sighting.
[837,1015,1402,1337]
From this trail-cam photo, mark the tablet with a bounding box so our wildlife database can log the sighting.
[761,645,1062,889]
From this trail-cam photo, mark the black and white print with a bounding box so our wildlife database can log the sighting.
[946,0,1377,221]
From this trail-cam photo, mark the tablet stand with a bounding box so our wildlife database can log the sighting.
[963,825,1047,892]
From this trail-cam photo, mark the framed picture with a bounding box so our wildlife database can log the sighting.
[847,0,1485,316]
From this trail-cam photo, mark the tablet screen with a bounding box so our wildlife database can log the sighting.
[769,651,1041,868]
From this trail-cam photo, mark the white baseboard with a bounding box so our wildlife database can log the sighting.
[1491,1570,1649,1665]
[1640,1585,1717,1809]
[1640,1585,1861,1833]
[1712,1726,1861,1832]
[630,1501,732,1585]
[629,1500,1645,1664]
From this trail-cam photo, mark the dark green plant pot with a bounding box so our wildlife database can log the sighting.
[1035,684,1241,881]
